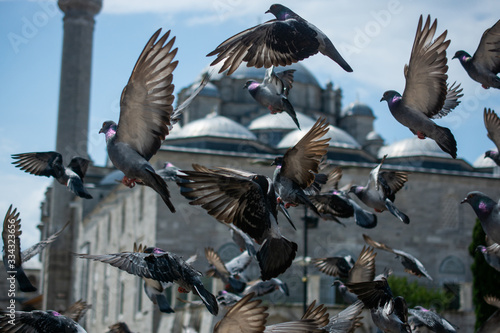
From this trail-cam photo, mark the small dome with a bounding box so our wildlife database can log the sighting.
[277,125,360,149]
[206,62,321,87]
[342,101,374,117]
[366,130,383,141]
[248,112,316,131]
[378,137,451,159]
[99,169,125,186]
[473,151,497,168]
[166,113,257,141]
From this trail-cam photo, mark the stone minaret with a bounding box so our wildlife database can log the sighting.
[42,0,102,311]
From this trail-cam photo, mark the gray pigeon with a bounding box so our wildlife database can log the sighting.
[453,19,500,89]
[272,117,330,214]
[0,310,87,332]
[207,3,352,75]
[346,278,411,333]
[477,295,500,333]
[380,15,463,159]
[75,245,218,316]
[243,277,289,297]
[157,162,182,182]
[323,300,364,333]
[177,165,297,280]
[107,322,134,333]
[11,151,92,199]
[462,191,500,245]
[477,244,500,272]
[244,66,300,129]
[2,205,69,292]
[363,234,433,280]
[205,247,251,293]
[483,108,500,166]
[349,155,410,224]
[216,290,242,307]
[408,306,457,333]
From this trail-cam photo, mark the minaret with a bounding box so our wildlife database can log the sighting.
[42,0,102,311]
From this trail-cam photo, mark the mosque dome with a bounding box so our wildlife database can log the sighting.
[378,137,451,159]
[248,111,316,131]
[277,125,361,149]
[473,151,497,168]
[166,112,257,141]
[341,101,375,117]
[366,130,383,141]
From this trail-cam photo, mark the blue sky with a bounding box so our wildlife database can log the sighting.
[1,0,499,248]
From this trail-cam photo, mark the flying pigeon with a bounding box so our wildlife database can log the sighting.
[380,15,463,159]
[177,164,297,280]
[310,166,378,228]
[453,19,500,89]
[323,300,365,333]
[363,234,432,280]
[461,191,500,245]
[483,108,500,166]
[477,244,500,272]
[157,162,183,182]
[207,4,352,75]
[2,205,69,292]
[346,277,411,333]
[205,247,251,293]
[229,224,258,258]
[11,151,92,199]
[216,290,243,307]
[349,155,410,224]
[106,322,134,333]
[408,306,457,333]
[243,278,289,297]
[244,66,300,129]
[272,117,330,213]
[0,310,87,333]
[75,245,218,316]
[213,292,328,333]
[62,299,91,323]
[477,295,500,333]
[99,29,211,213]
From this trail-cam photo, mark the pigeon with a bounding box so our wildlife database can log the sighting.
[477,295,500,333]
[207,4,352,75]
[213,292,328,333]
[461,191,500,245]
[272,117,330,213]
[177,164,297,280]
[217,290,242,307]
[408,306,457,333]
[380,15,463,159]
[346,277,411,333]
[483,108,500,166]
[243,278,289,297]
[205,247,251,293]
[11,151,92,199]
[310,166,378,228]
[312,254,355,280]
[349,155,410,224]
[0,310,87,332]
[477,244,500,272]
[75,244,218,316]
[157,162,183,182]
[63,299,91,323]
[229,224,258,258]
[107,322,134,333]
[323,300,364,333]
[363,234,432,280]
[453,19,500,89]
[99,29,212,213]
[2,205,69,292]
[244,66,300,129]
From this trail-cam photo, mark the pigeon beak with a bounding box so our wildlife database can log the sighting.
[380,96,385,102]
[271,160,276,166]
[452,54,457,59]
[265,9,270,14]
[99,128,104,134]
[460,198,468,204]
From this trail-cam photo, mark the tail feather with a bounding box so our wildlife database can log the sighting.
[193,283,219,316]
[282,98,300,129]
[155,293,175,313]
[16,268,37,292]
[257,236,297,280]
[350,199,377,228]
[67,177,92,199]
[322,38,353,72]
[384,198,410,224]
[432,125,457,159]
[145,169,176,213]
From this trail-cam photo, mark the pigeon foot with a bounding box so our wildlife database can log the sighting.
[285,202,298,209]
[416,131,426,139]
[277,197,283,204]
[122,176,137,188]
[482,84,490,89]
[374,208,384,213]
[178,287,189,294]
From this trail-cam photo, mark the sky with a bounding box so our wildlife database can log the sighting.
[0,0,499,249]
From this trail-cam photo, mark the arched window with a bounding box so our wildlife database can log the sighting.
[439,256,465,275]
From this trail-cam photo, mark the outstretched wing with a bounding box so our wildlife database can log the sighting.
[2,205,22,268]
[21,221,70,263]
[11,151,65,179]
[484,108,500,152]
[473,19,500,73]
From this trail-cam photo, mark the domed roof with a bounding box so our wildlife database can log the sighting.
[342,101,374,117]
[248,112,316,131]
[207,62,321,87]
[366,130,383,141]
[473,151,497,168]
[378,137,451,159]
[166,113,257,141]
[277,125,360,149]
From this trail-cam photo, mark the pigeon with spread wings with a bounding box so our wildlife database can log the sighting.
[177,165,297,280]
[207,4,352,75]
[12,151,92,199]
[0,310,87,333]
[453,19,500,89]
[272,117,330,214]
[483,108,500,166]
[380,15,462,159]
[75,245,218,315]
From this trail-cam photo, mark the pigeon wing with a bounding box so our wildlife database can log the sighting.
[213,293,268,333]
[378,170,409,198]
[63,299,91,322]
[11,151,65,179]
[402,15,450,118]
[472,19,500,73]
[75,252,153,279]
[205,247,230,278]
[323,300,364,333]
[281,117,330,189]
[21,221,70,263]
[2,205,22,268]
[348,246,376,283]
[67,157,90,180]
[115,29,178,161]
[301,300,330,328]
[484,108,500,152]
[345,278,393,309]
[363,234,395,254]
[312,257,352,279]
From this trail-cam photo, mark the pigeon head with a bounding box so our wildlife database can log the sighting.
[265,4,295,20]
[452,50,472,64]
[476,245,487,254]
[485,150,498,159]
[99,121,117,142]
[461,191,497,219]
[47,310,62,316]
[144,247,166,254]
[243,80,260,93]
[348,185,363,197]
[271,156,284,166]
[380,90,402,107]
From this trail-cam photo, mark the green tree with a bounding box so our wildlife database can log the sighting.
[387,275,452,312]
[468,219,500,330]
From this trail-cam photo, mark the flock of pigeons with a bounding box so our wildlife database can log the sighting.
[1,3,500,332]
